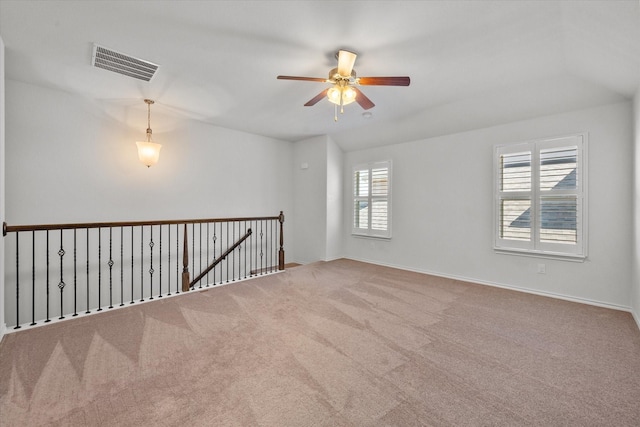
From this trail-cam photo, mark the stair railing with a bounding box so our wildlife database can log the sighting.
[2,212,285,330]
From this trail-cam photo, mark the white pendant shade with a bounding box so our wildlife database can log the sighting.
[136,140,162,168]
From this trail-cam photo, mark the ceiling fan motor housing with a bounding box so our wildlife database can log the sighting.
[329,68,357,82]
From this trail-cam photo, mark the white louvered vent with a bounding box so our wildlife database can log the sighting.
[91,44,159,82]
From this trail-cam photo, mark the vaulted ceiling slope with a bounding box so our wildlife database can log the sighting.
[1,1,638,151]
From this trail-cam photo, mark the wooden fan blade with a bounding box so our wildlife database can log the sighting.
[277,75,327,82]
[337,50,357,77]
[358,76,411,86]
[353,87,375,110]
[304,89,329,106]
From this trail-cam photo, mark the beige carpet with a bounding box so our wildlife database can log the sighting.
[1,259,639,426]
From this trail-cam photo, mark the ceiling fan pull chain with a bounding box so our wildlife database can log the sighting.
[334,104,338,122]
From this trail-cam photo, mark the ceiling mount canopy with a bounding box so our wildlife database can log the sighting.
[277,49,410,121]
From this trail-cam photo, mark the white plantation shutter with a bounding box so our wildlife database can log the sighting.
[495,134,586,259]
[353,161,391,238]
[499,150,532,244]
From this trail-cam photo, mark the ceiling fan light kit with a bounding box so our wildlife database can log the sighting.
[277,49,410,121]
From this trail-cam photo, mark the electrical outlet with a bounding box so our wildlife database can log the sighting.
[537,263,546,274]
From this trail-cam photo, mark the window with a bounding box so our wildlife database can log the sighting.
[494,134,587,259]
[353,161,392,238]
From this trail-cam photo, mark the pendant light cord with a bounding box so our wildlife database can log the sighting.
[145,99,154,142]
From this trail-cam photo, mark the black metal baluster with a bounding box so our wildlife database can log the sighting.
[213,225,218,285]
[97,228,102,312]
[192,223,195,287]
[232,222,236,281]
[250,221,254,276]
[226,222,229,283]
[120,227,124,306]
[237,221,240,280]
[159,225,163,297]
[241,221,245,278]
[47,231,52,321]
[265,220,268,274]
[167,224,172,296]
[31,231,36,326]
[140,226,144,302]
[73,229,78,316]
[221,223,224,282]
[108,227,114,309]
[244,221,248,279]
[219,223,223,283]
[85,229,90,314]
[268,219,272,273]
[149,225,155,300]
[176,224,180,294]
[58,230,66,319]
[237,222,240,279]
[260,220,264,275]
[14,235,20,329]
[198,223,202,289]
[206,223,210,287]
[271,219,275,272]
[255,220,258,276]
[130,226,135,304]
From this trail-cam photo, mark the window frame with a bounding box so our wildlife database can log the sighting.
[494,133,587,261]
[352,160,392,239]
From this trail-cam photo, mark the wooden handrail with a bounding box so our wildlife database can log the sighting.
[188,228,253,289]
[3,215,280,235]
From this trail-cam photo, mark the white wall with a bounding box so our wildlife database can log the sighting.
[5,80,293,225]
[292,135,328,264]
[632,89,640,327]
[344,102,633,309]
[292,134,344,264]
[326,137,343,261]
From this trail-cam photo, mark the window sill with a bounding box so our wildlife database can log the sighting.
[352,233,392,240]
[494,247,586,262]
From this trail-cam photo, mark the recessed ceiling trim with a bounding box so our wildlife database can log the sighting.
[91,43,159,82]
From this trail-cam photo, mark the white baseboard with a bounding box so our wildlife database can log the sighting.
[0,322,6,343]
[345,256,633,314]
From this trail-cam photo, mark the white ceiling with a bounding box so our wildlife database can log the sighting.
[1,0,639,151]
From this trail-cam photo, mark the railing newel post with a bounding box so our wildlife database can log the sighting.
[182,224,190,292]
[278,211,285,270]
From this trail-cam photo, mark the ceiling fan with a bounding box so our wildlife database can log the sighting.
[277,50,410,120]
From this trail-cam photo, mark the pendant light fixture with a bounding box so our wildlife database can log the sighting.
[135,99,162,167]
